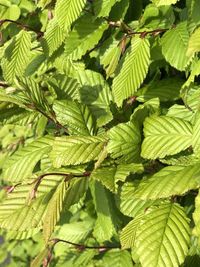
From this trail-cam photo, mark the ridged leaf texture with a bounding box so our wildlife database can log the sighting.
[64,14,108,60]
[187,27,200,58]
[112,37,150,107]
[93,0,121,17]
[50,136,107,167]
[107,121,141,163]
[135,203,190,267]
[141,116,193,159]
[55,0,86,31]
[2,136,53,182]
[75,69,113,126]
[43,180,67,243]
[53,100,96,136]
[42,18,66,56]
[134,164,200,200]
[161,22,191,71]
[2,30,31,83]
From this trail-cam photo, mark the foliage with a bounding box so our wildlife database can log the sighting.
[0,0,200,267]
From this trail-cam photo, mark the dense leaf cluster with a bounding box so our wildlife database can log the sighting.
[0,0,200,266]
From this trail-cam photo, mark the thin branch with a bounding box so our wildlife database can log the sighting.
[29,171,91,200]
[0,19,44,38]
[52,238,120,252]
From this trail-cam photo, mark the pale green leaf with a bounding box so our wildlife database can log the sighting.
[134,164,200,200]
[192,115,200,155]
[193,190,200,245]
[152,0,179,7]
[43,180,67,243]
[75,69,113,126]
[99,250,134,267]
[30,247,49,267]
[42,18,66,56]
[187,27,200,57]
[135,202,190,267]
[90,181,116,243]
[64,14,108,60]
[113,37,150,107]
[55,0,86,31]
[93,0,121,17]
[53,100,96,136]
[141,116,193,159]
[50,136,107,167]
[2,30,32,83]
[161,22,191,71]
[2,136,53,182]
[107,121,141,163]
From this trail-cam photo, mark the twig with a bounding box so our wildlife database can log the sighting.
[29,171,91,200]
[52,238,120,252]
[0,19,43,38]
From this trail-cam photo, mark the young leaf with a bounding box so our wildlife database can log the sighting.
[187,27,200,58]
[134,164,200,200]
[2,136,53,182]
[2,30,32,83]
[55,0,86,31]
[43,180,66,243]
[107,121,141,163]
[50,136,107,167]
[161,22,191,71]
[64,14,108,60]
[112,36,150,107]
[53,100,96,136]
[141,116,193,159]
[135,203,190,267]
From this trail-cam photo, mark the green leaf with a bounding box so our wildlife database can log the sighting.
[50,136,107,167]
[107,121,141,163]
[90,181,116,242]
[187,27,200,58]
[42,18,66,56]
[134,165,200,200]
[152,0,179,7]
[119,182,160,218]
[193,190,200,245]
[91,163,144,192]
[55,0,86,31]
[135,202,190,267]
[53,100,96,136]
[43,180,67,243]
[75,70,113,126]
[100,250,134,267]
[93,0,121,17]
[193,115,200,155]
[120,214,145,249]
[2,30,32,83]
[2,136,53,182]
[113,37,150,106]
[161,22,191,71]
[64,14,108,60]
[136,78,182,102]
[141,116,193,159]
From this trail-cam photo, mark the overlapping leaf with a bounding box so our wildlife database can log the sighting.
[53,100,96,136]
[141,116,193,159]
[112,37,150,107]
[187,27,200,57]
[64,14,108,60]
[2,136,54,182]
[134,164,200,200]
[161,22,191,71]
[107,121,141,163]
[2,30,32,83]
[135,203,190,267]
[50,136,107,167]
[55,0,86,31]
